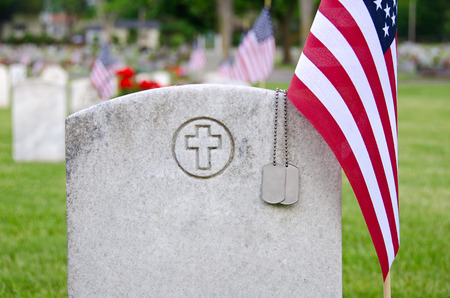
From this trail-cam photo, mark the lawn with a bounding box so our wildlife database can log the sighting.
[1,81,449,296]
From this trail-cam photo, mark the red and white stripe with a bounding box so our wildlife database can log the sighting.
[188,48,207,72]
[288,0,399,279]
[234,31,275,83]
[90,58,116,100]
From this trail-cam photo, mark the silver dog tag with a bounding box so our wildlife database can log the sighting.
[280,164,299,205]
[261,163,286,204]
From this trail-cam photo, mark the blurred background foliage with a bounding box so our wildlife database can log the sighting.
[0,0,448,48]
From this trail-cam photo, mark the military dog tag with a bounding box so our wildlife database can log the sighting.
[280,164,299,205]
[262,88,300,206]
[262,163,286,204]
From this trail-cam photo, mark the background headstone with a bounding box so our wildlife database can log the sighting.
[69,77,101,113]
[40,64,69,86]
[203,71,250,86]
[151,70,171,86]
[9,64,27,87]
[66,84,342,297]
[13,78,66,161]
[135,72,152,83]
[0,65,10,108]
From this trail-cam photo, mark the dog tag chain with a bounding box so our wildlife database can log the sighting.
[261,88,299,205]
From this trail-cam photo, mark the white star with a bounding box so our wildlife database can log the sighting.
[384,4,391,18]
[393,0,397,7]
[383,23,390,37]
[374,0,382,10]
[391,13,396,25]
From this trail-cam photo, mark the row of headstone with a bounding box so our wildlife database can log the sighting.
[135,70,171,86]
[0,64,69,109]
[0,65,10,108]
[6,63,103,162]
[9,64,177,162]
[66,84,342,296]
[0,64,27,108]
[13,78,66,161]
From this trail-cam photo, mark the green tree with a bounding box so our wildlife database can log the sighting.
[148,0,215,47]
[0,0,43,20]
[271,0,299,64]
[97,0,214,47]
[397,0,450,42]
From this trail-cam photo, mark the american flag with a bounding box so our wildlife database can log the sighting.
[288,0,399,280]
[20,52,31,66]
[90,43,117,100]
[188,42,207,72]
[233,7,276,83]
[217,56,233,78]
[32,59,44,76]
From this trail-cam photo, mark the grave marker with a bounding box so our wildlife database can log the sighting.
[13,78,66,161]
[40,64,68,86]
[69,77,101,113]
[9,64,26,87]
[66,84,342,297]
[152,70,171,86]
[0,65,10,108]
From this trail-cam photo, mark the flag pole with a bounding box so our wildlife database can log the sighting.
[265,0,271,8]
[383,272,391,298]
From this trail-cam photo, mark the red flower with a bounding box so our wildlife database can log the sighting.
[116,67,135,78]
[119,77,134,89]
[139,80,161,90]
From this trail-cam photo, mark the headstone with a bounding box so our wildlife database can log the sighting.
[9,64,27,87]
[151,70,171,86]
[135,72,152,84]
[69,77,101,113]
[203,71,250,86]
[66,84,342,297]
[0,65,10,108]
[40,64,69,86]
[13,78,66,161]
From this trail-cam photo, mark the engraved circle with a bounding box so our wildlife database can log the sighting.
[172,117,234,179]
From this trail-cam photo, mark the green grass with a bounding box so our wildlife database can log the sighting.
[0,108,67,297]
[1,82,449,296]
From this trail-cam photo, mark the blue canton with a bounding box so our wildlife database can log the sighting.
[100,43,113,67]
[364,0,397,53]
[253,7,274,42]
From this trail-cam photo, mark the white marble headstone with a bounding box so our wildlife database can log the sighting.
[0,64,10,108]
[40,64,68,86]
[135,72,152,83]
[9,64,27,87]
[13,78,66,161]
[151,70,171,86]
[66,84,342,297]
[69,77,101,113]
[203,71,250,86]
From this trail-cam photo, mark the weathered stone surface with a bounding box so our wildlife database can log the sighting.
[66,84,342,297]
[13,78,66,161]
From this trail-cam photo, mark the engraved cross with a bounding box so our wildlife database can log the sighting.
[186,125,222,170]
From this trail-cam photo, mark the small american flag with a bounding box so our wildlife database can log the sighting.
[233,7,275,83]
[288,0,399,280]
[32,59,44,76]
[90,43,116,100]
[217,56,233,78]
[20,52,31,66]
[188,42,207,72]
